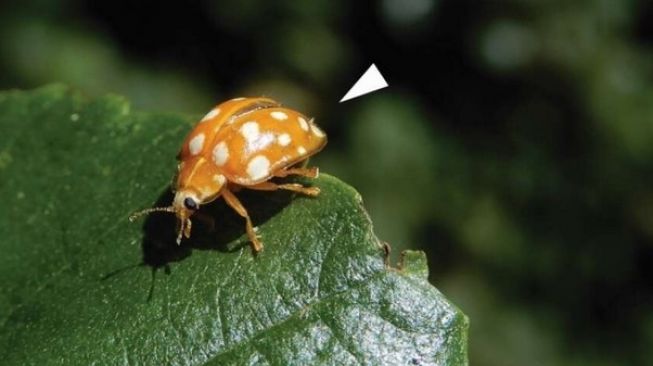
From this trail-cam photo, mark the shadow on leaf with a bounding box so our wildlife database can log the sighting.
[139,186,294,266]
[103,181,297,300]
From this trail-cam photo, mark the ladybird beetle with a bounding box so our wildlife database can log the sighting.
[130,97,327,252]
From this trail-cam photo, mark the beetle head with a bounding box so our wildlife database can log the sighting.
[129,189,201,245]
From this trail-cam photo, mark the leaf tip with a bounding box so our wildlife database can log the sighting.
[398,250,429,280]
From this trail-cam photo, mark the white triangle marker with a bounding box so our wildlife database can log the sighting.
[339,63,389,102]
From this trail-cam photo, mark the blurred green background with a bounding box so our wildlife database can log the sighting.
[2,0,652,365]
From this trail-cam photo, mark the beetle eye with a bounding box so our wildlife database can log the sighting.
[183,197,198,210]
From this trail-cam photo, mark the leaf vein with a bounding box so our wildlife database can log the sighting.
[204,269,388,363]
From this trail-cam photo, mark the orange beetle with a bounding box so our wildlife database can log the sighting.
[130,97,327,252]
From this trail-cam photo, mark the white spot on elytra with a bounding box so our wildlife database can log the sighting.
[212,141,229,166]
[189,133,205,155]
[310,122,325,137]
[298,117,309,131]
[253,133,275,151]
[213,174,226,186]
[277,133,292,146]
[240,121,260,143]
[271,111,288,120]
[232,97,246,101]
[241,121,275,151]
[247,155,271,180]
[297,146,307,155]
[201,108,220,122]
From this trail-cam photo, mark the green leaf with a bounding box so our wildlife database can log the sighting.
[0,85,468,365]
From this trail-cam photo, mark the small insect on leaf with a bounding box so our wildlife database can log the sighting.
[131,97,327,252]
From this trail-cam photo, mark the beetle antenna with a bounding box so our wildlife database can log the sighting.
[128,206,175,222]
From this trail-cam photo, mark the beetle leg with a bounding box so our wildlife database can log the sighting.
[222,188,263,253]
[273,166,319,179]
[247,181,320,197]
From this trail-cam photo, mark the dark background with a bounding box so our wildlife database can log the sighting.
[2,1,653,365]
